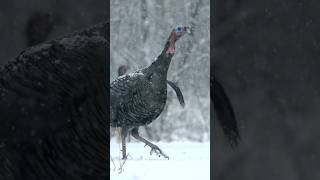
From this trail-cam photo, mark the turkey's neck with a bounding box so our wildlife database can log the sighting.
[147,46,173,78]
[143,37,175,84]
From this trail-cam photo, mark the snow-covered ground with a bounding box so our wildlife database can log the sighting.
[110,139,210,180]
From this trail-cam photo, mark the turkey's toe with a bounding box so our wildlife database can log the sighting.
[149,145,169,160]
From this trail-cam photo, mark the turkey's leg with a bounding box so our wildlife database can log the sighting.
[121,127,127,159]
[131,127,169,159]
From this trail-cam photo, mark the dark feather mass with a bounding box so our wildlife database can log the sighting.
[0,22,108,180]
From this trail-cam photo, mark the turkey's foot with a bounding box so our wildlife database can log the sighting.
[131,127,169,159]
[145,143,169,159]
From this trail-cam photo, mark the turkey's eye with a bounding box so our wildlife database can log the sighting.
[147,74,153,80]
[176,27,181,32]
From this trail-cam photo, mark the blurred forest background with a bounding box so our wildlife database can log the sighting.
[212,0,320,180]
[110,0,210,142]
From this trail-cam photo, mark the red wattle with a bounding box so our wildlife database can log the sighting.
[166,45,175,54]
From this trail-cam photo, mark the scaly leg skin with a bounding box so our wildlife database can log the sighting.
[121,127,128,160]
[131,127,169,160]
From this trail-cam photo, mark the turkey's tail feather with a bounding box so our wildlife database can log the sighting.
[167,80,185,107]
[211,75,240,147]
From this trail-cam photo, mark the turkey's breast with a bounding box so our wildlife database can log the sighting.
[110,71,167,128]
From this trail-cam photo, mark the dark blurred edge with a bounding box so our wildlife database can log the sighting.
[0,1,111,179]
[106,0,111,177]
[211,0,320,179]
[209,0,213,177]
[210,0,214,177]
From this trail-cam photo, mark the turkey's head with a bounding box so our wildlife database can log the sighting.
[166,26,190,54]
[118,65,129,76]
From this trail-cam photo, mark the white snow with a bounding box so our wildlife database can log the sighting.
[127,70,144,78]
[110,139,210,180]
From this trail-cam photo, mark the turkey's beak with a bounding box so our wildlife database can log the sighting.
[186,27,191,34]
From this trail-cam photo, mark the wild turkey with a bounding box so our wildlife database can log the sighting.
[0,22,108,179]
[117,65,129,76]
[114,65,184,142]
[110,26,189,159]
[211,73,240,147]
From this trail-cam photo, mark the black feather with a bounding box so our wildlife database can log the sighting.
[167,80,185,107]
[211,75,240,147]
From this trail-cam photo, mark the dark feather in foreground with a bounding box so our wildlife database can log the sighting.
[0,22,108,179]
[211,75,240,147]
